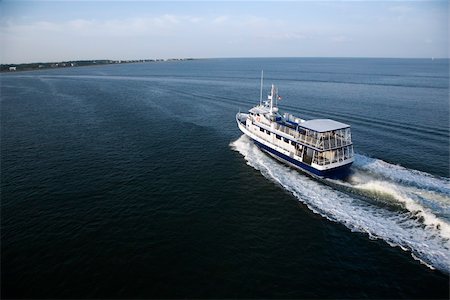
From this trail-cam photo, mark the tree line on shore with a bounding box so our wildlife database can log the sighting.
[1,58,194,72]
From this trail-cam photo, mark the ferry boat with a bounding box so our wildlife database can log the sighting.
[236,80,354,179]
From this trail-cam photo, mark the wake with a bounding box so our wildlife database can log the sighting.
[230,135,450,273]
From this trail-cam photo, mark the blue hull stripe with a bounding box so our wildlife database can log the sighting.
[251,138,352,178]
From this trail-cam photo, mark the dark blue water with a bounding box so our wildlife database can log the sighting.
[2,58,449,298]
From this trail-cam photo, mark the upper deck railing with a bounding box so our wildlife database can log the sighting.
[273,122,352,151]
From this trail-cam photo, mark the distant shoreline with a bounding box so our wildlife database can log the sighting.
[0,58,195,73]
[2,57,447,73]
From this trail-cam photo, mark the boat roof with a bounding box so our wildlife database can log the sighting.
[249,105,270,114]
[299,119,350,132]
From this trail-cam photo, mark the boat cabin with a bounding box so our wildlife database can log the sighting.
[295,119,353,166]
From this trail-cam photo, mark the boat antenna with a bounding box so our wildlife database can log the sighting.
[275,86,278,107]
[270,83,274,114]
[259,70,264,106]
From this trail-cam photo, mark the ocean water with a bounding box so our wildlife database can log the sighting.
[1,58,449,298]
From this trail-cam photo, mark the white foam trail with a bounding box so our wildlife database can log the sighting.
[345,158,450,222]
[353,154,450,195]
[231,135,450,273]
[338,180,450,239]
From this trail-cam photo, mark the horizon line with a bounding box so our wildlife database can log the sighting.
[2,56,449,65]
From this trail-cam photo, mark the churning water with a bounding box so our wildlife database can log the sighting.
[231,135,450,273]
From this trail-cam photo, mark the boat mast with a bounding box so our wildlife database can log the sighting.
[259,70,264,106]
[270,84,275,114]
[275,86,278,107]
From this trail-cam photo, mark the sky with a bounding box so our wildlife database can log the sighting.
[0,0,448,63]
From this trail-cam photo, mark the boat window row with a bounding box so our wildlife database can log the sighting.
[259,126,296,145]
[258,127,273,136]
[311,145,354,166]
[274,135,291,144]
[274,123,298,139]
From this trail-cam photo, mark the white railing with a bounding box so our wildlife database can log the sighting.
[262,121,352,151]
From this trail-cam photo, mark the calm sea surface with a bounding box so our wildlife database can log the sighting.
[2,58,449,298]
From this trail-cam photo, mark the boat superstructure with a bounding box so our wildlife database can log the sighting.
[236,81,354,178]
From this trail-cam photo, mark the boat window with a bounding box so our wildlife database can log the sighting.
[266,130,270,135]
[260,127,264,132]
[276,135,281,140]
[290,141,296,146]
[284,138,289,143]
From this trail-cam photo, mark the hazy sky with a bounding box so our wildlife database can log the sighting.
[0,0,448,63]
